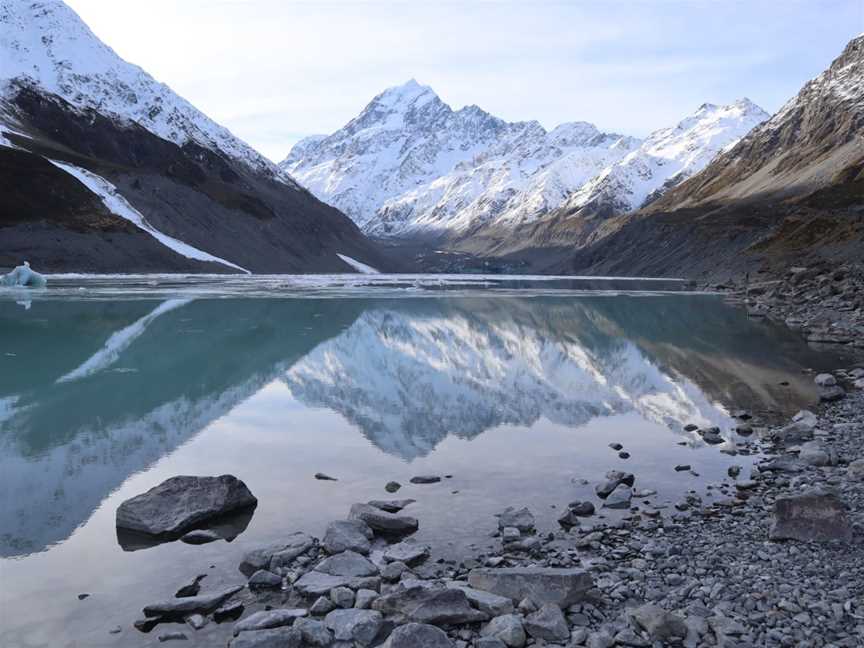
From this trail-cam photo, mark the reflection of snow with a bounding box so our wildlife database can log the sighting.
[283,308,732,460]
[57,299,192,383]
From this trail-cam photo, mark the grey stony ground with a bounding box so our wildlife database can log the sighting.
[132,382,864,648]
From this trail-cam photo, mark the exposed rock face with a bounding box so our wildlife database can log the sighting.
[769,489,853,542]
[115,475,257,538]
[467,568,594,607]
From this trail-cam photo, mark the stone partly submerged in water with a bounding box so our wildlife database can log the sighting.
[467,568,594,607]
[116,475,258,538]
[769,489,852,542]
[0,261,47,288]
[143,585,244,618]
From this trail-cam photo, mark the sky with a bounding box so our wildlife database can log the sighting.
[65,0,864,162]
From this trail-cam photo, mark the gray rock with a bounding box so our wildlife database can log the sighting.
[294,618,333,647]
[294,571,379,597]
[467,568,594,607]
[324,609,383,646]
[116,475,257,537]
[354,589,378,609]
[233,609,308,635]
[349,503,418,536]
[476,638,507,648]
[229,627,302,648]
[158,632,188,642]
[446,582,514,616]
[214,601,245,622]
[603,484,632,509]
[595,470,635,498]
[410,475,441,484]
[629,603,688,641]
[383,540,430,566]
[523,603,569,642]
[175,574,206,598]
[248,570,282,589]
[315,473,338,481]
[382,561,407,581]
[323,520,373,556]
[819,384,845,401]
[317,551,380,578]
[310,596,336,616]
[240,532,314,576]
[368,499,416,513]
[757,457,805,473]
[814,373,837,387]
[373,586,487,625]
[385,482,402,493]
[769,489,852,542]
[143,585,243,617]
[847,458,864,481]
[382,622,453,648]
[330,586,356,609]
[481,614,526,648]
[798,441,831,466]
[497,507,535,532]
[771,420,816,444]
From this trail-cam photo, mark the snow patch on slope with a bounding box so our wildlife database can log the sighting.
[337,254,380,274]
[49,160,250,273]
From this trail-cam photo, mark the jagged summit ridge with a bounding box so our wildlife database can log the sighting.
[283,80,768,238]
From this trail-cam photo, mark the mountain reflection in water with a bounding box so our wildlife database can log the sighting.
[0,295,839,557]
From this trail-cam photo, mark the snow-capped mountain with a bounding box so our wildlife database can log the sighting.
[0,0,387,273]
[0,0,288,182]
[282,80,766,240]
[558,99,769,220]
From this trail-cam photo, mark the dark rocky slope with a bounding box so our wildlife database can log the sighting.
[1,84,392,273]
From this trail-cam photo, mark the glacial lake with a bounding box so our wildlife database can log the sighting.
[0,274,857,647]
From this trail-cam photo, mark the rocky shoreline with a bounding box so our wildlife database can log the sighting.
[118,360,864,648]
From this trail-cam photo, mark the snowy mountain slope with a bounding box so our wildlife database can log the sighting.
[558,99,769,220]
[283,80,766,241]
[0,0,389,273]
[0,0,292,183]
[370,121,640,237]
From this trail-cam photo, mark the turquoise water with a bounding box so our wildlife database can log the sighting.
[0,276,853,647]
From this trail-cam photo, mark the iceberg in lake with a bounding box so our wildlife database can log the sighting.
[1,262,47,288]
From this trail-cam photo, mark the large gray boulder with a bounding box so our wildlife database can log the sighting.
[382,622,454,648]
[481,614,526,648]
[229,627,301,648]
[349,503,418,536]
[116,475,257,537]
[467,568,594,607]
[143,585,243,617]
[323,520,373,555]
[629,603,688,641]
[769,489,852,542]
[324,609,383,646]
[293,571,380,597]
[373,586,488,625]
[524,603,569,642]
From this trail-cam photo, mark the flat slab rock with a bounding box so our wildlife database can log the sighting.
[373,586,488,625]
[233,609,307,635]
[116,475,257,537]
[144,585,243,618]
[467,568,594,607]
[349,503,418,535]
[769,489,852,542]
[294,570,380,597]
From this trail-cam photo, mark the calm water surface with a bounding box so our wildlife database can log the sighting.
[0,275,856,647]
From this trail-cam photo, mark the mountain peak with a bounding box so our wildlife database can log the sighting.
[372,79,438,109]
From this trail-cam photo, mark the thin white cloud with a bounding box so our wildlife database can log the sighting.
[64,0,863,161]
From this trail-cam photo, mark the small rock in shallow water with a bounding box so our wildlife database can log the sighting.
[185,614,207,630]
[385,481,402,493]
[368,499,415,513]
[603,484,632,509]
[349,503,418,536]
[144,585,243,618]
[158,632,188,642]
[315,472,338,481]
[674,464,691,472]
[77,593,89,600]
[609,443,623,451]
[410,475,441,484]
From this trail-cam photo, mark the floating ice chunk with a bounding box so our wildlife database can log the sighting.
[1,262,47,288]
[336,253,380,274]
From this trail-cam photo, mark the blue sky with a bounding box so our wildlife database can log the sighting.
[66,0,863,161]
